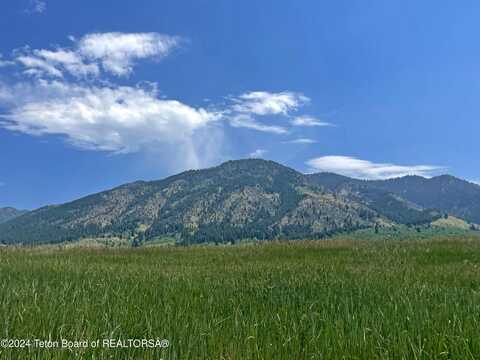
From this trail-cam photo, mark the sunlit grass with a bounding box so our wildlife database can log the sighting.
[1,237,480,358]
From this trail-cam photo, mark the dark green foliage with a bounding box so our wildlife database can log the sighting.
[355,187,441,225]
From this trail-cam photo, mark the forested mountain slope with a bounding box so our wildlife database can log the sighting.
[1,159,477,245]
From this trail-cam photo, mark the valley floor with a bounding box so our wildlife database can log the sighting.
[1,236,480,359]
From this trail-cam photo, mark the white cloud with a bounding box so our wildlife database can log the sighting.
[0,60,13,68]
[306,156,443,180]
[0,32,318,169]
[13,32,180,79]
[16,55,64,77]
[230,115,288,134]
[0,54,14,68]
[248,149,267,158]
[6,40,315,142]
[470,180,480,186]
[26,0,46,14]
[225,91,310,135]
[77,32,180,76]
[286,138,317,144]
[33,49,99,77]
[291,115,332,127]
[231,91,309,116]
[0,79,222,168]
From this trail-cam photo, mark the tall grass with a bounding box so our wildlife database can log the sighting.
[1,237,480,359]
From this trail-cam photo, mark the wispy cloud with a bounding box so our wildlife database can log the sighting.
[285,138,317,144]
[16,54,65,77]
[290,115,333,127]
[26,0,46,14]
[306,156,443,180]
[248,149,267,158]
[0,54,15,68]
[223,91,316,135]
[12,32,181,79]
[230,115,288,134]
[28,49,99,77]
[77,32,181,76]
[231,91,309,116]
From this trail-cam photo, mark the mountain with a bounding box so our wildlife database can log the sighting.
[0,207,28,224]
[309,173,480,224]
[307,174,443,225]
[370,175,480,224]
[0,159,478,246]
[0,159,382,245]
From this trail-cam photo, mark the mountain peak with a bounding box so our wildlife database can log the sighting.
[216,158,296,171]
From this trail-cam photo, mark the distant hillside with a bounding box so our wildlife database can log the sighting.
[370,175,480,224]
[0,207,28,224]
[0,159,478,246]
[308,173,480,224]
[307,174,443,225]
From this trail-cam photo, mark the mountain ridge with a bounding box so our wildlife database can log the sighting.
[0,159,478,245]
[0,207,28,224]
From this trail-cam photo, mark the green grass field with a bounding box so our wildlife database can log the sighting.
[1,236,480,359]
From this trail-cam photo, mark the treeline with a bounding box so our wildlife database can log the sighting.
[170,221,371,246]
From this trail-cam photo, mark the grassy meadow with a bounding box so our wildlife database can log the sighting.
[1,236,480,359]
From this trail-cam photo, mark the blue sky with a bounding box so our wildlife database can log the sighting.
[0,0,478,209]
